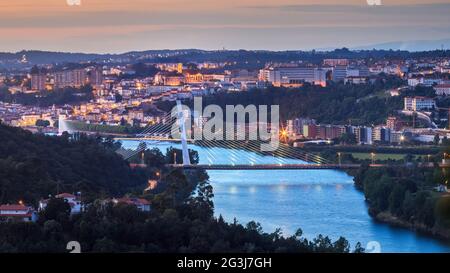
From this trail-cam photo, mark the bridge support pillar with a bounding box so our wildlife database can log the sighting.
[176,101,191,166]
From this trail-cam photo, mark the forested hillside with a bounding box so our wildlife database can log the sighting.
[0,124,147,205]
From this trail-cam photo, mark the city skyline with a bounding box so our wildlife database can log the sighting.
[0,0,450,53]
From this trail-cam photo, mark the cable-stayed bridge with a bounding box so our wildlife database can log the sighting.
[113,101,345,169]
[60,102,444,171]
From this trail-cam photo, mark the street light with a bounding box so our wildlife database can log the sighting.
[371,153,376,165]
[280,129,288,142]
[337,152,342,165]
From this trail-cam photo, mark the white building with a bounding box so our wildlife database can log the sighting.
[344,76,368,85]
[39,193,82,215]
[0,204,38,222]
[346,66,370,78]
[408,77,443,87]
[404,97,436,111]
[434,84,450,96]
[259,66,328,87]
[113,197,151,212]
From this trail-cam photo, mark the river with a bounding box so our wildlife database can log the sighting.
[121,140,450,253]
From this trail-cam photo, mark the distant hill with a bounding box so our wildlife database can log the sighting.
[352,38,450,52]
[1,47,450,70]
[0,49,204,69]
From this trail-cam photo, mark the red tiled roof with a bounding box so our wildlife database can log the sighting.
[56,193,76,198]
[0,204,29,211]
[116,197,151,206]
[0,213,33,218]
[435,84,450,88]
[137,198,151,205]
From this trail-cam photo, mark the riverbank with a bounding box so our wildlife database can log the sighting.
[373,211,450,242]
[304,144,440,156]
[352,165,450,246]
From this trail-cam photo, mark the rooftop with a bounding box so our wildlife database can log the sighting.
[0,204,31,211]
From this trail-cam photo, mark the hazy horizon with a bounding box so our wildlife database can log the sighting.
[1,0,450,53]
[1,39,449,56]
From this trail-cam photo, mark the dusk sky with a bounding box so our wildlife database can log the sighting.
[0,0,449,53]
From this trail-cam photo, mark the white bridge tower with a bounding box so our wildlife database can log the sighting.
[176,101,191,166]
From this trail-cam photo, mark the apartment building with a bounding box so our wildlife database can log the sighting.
[404,97,436,111]
[54,69,88,89]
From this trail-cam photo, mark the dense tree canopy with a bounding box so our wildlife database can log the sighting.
[354,165,450,230]
[0,124,147,205]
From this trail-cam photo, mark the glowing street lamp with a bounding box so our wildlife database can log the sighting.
[280,129,288,142]
[371,153,376,165]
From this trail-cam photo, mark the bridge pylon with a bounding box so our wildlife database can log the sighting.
[176,101,191,166]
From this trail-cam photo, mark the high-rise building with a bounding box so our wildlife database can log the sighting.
[302,124,345,140]
[303,124,318,139]
[72,69,88,87]
[54,69,88,89]
[373,126,391,143]
[88,68,103,87]
[286,118,316,136]
[386,117,402,131]
[352,126,373,145]
[30,66,47,91]
[31,73,46,91]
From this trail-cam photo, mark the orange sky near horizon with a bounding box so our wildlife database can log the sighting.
[0,0,449,52]
[0,0,447,12]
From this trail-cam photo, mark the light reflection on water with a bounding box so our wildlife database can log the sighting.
[122,140,450,253]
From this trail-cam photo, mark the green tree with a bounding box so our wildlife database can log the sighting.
[35,119,50,127]
[434,134,441,145]
[40,198,71,224]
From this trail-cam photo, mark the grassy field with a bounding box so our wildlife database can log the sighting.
[350,153,411,161]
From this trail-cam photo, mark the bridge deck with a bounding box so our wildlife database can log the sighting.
[115,137,185,142]
[168,164,367,170]
[168,163,444,170]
